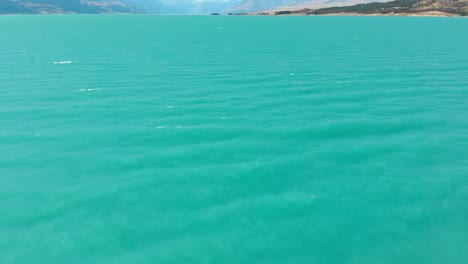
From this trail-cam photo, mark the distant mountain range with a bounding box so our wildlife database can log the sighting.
[123,0,320,14]
[0,0,140,14]
[0,0,373,14]
[0,0,466,14]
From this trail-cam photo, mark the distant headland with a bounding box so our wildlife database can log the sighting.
[250,0,468,17]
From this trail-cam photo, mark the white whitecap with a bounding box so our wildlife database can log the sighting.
[53,60,72,64]
[79,88,101,92]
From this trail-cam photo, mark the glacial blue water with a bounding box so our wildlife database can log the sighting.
[1,15,468,263]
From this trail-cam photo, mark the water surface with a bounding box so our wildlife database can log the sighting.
[1,15,468,263]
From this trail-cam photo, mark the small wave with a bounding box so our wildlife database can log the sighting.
[53,61,72,64]
[79,88,101,92]
[156,125,191,129]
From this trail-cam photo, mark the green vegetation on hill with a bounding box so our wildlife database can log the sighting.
[272,0,468,16]
[313,0,420,14]
[310,0,468,16]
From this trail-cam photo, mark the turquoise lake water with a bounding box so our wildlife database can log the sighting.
[1,15,468,263]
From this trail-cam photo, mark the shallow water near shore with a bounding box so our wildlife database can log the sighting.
[1,15,468,263]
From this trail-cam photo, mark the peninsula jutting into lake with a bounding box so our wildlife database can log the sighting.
[261,0,468,16]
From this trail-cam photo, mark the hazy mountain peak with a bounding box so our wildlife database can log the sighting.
[0,0,398,14]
